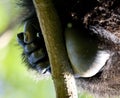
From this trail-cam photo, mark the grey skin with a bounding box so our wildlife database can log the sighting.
[65,24,120,97]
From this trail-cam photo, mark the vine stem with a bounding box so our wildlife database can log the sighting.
[33,0,78,98]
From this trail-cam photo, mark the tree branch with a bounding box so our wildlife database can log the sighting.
[33,0,78,98]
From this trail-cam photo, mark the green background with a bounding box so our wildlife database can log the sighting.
[0,0,93,98]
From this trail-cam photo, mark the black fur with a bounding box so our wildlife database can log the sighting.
[17,0,120,97]
[17,0,99,73]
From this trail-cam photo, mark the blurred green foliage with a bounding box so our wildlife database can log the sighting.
[0,36,55,98]
[0,0,55,98]
[0,1,10,33]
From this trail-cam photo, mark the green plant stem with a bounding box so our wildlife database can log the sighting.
[33,0,78,98]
